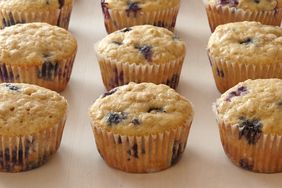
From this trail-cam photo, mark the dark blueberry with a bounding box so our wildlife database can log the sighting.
[4,148,10,161]
[58,0,65,9]
[106,112,127,126]
[5,83,20,91]
[109,67,124,89]
[216,67,224,78]
[0,64,11,82]
[127,144,139,159]
[148,107,165,113]
[225,86,248,102]
[254,0,260,4]
[101,0,111,19]
[239,159,253,171]
[126,2,141,17]
[240,37,253,45]
[219,0,239,6]
[131,118,141,125]
[121,27,132,32]
[136,45,153,62]
[171,141,183,165]
[38,59,59,81]
[238,117,262,145]
[102,88,118,98]
[166,74,179,89]
[112,41,122,45]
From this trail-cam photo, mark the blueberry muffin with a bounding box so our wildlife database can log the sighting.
[0,22,77,92]
[101,0,180,33]
[89,82,193,173]
[0,0,73,30]
[205,0,282,32]
[214,79,282,173]
[0,83,67,172]
[207,21,282,93]
[95,25,186,90]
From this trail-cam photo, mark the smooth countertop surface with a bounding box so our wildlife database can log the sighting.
[0,0,281,187]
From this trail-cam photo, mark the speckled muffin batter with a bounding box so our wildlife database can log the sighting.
[0,22,77,91]
[101,0,180,33]
[0,0,73,29]
[0,83,67,172]
[214,79,282,173]
[205,0,282,32]
[207,21,282,93]
[96,25,186,90]
[89,82,193,173]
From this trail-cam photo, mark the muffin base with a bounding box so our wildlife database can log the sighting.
[101,2,179,33]
[218,122,282,173]
[0,4,73,30]
[92,122,192,173]
[205,4,282,32]
[96,55,185,91]
[0,115,66,173]
[208,55,282,93]
[0,51,77,92]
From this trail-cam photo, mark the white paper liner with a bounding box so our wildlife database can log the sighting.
[208,55,282,93]
[205,4,282,32]
[218,122,282,173]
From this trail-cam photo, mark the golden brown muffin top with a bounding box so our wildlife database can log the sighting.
[96,25,185,65]
[0,22,77,66]
[208,21,282,65]
[207,0,280,11]
[215,79,282,136]
[89,82,193,136]
[0,83,67,136]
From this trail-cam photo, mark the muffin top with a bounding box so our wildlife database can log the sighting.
[96,25,185,65]
[215,79,282,136]
[89,82,193,136]
[0,83,67,136]
[207,0,280,11]
[0,0,72,11]
[0,22,77,66]
[102,0,180,11]
[208,21,282,65]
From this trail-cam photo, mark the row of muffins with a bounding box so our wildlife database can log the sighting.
[0,0,281,175]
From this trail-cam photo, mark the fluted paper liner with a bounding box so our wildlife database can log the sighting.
[0,50,76,92]
[218,122,282,173]
[205,4,282,32]
[0,4,73,29]
[103,5,179,33]
[91,121,192,173]
[208,54,282,93]
[0,114,66,172]
[96,53,185,91]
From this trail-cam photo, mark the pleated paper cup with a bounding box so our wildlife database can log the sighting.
[96,54,185,91]
[102,4,180,33]
[218,122,282,173]
[91,121,192,173]
[205,4,282,32]
[0,51,76,92]
[208,55,282,93]
[0,114,66,173]
[0,4,73,30]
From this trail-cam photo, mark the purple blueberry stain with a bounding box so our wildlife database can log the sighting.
[38,53,59,81]
[121,27,132,32]
[239,159,254,171]
[216,67,224,78]
[5,83,20,91]
[126,2,141,17]
[131,118,141,125]
[166,74,180,89]
[225,86,248,102]
[102,88,118,98]
[219,0,239,6]
[171,141,183,165]
[136,45,153,62]
[238,117,262,145]
[240,37,253,45]
[127,144,139,160]
[109,67,124,89]
[58,0,65,9]
[101,0,111,19]
[106,112,127,126]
